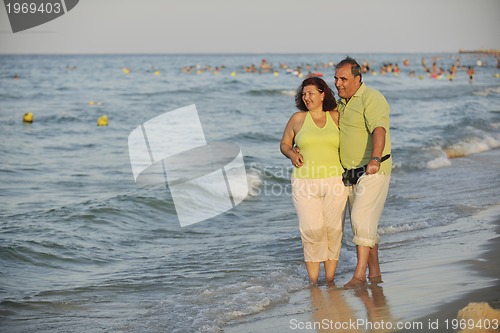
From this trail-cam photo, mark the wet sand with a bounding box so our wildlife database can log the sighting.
[396,214,500,333]
[224,208,500,333]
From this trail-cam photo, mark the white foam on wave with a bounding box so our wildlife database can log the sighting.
[246,168,263,197]
[336,248,358,274]
[427,155,452,169]
[160,248,359,332]
[444,135,500,158]
[280,89,296,96]
[426,134,500,169]
[378,221,432,235]
[472,86,500,97]
[182,270,304,332]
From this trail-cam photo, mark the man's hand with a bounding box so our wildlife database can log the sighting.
[365,159,380,174]
[291,146,303,167]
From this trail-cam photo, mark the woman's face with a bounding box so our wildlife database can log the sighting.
[302,85,324,111]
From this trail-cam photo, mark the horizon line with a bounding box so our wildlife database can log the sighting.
[0,50,489,56]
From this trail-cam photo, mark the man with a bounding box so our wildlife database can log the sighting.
[334,57,392,289]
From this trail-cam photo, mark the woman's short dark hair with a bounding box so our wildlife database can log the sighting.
[295,76,337,111]
[336,56,363,81]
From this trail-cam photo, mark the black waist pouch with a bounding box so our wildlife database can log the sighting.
[342,154,391,186]
[342,166,366,186]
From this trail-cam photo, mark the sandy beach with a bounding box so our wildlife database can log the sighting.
[224,148,500,333]
[224,210,499,333]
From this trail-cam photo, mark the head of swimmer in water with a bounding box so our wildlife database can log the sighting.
[294,76,337,112]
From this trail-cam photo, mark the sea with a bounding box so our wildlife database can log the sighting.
[1,53,500,332]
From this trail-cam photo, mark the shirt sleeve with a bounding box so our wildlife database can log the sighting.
[363,89,390,133]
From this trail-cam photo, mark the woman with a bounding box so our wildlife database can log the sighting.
[280,77,348,285]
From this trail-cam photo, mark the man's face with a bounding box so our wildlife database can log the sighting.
[334,64,361,100]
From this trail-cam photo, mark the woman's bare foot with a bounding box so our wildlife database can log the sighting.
[308,281,319,287]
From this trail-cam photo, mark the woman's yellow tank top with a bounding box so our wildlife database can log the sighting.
[291,111,344,179]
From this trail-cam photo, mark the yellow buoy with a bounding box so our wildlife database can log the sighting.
[122,68,130,74]
[23,112,33,123]
[419,75,423,80]
[495,73,500,78]
[154,70,160,76]
[97,115,108,126]
[230,71,236,77]
[273,71,279,76]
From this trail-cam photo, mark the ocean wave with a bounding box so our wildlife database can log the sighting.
[134,268,305,333]
[378,221,432,235]
[246,168,263,197]
[134,247,360,333]
[29,113,86,124]
[236,131,283,143]
[426,155,452,169]
[393,133,500,172]
[279,89,296,96]
[246,163,291,184]
[443,135,500,158]
[472,86,500,97]
[246,89,296,97]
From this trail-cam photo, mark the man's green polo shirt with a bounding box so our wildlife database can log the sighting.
[337,83,392,175]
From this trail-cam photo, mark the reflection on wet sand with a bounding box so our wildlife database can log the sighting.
[310,284,397,332]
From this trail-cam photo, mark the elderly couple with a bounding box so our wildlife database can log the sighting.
[280,57,392,289]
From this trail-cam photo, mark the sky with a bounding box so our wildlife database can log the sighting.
[1,0,499,54]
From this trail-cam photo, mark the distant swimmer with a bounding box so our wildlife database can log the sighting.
[361,61,370,73]
[307,72,323,78]
[467,66,475,83]
[260,59,271,73]
[12,74,20,79]
[448,64,457,81]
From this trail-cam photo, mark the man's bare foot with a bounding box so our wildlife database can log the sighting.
[368,275,383,284]
[343,277,367,289]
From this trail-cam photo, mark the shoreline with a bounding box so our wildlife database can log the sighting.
[395,213,500,333]
[224,206,500,333]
